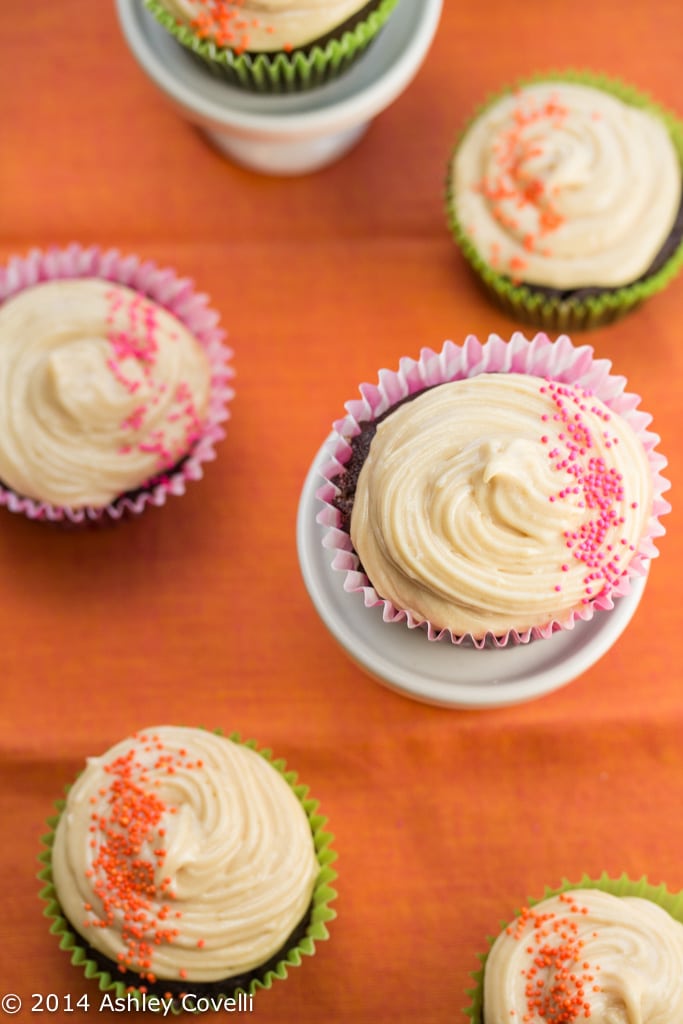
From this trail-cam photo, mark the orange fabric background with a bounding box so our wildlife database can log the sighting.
[1,2,682,1022]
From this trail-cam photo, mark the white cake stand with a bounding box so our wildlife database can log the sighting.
[115,0,443,175]
[297,438,647,709]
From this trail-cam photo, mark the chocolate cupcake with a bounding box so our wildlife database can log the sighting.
[465,875,683,1023]
[143,0,399,92]
[316,332,670,648]
[446,72,683,330]
[38,727,337,1010]
[0,245,233,524]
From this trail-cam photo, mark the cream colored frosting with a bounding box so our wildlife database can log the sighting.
[51,727,319,983]
[154,0,373,52]
[453,82,681,288]
[350,374,652,638]
[484,889,683,1023]
[0,279,211,508]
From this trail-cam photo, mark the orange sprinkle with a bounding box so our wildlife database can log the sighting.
[471,92,572,280]
[507,896,600,1021]
[79,736,203,982]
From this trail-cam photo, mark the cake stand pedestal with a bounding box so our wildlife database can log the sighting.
[116,0,443,175]
[297,437,647,709]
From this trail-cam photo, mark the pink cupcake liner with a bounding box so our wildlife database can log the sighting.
[316,332,671,649]
[0,244,234,525]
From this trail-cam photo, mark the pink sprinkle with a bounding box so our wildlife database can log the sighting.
[539,379,638,605]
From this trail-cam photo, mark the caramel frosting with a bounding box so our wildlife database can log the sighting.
[483,889,683,1023]
[0,279,211,508]
[452,81,681,289]
[51,727,319,983]
[153,0,374,52]
[350,374,652,638]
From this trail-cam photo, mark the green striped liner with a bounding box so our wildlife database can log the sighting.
[446,70,683,331]
[463,872,683,1022]
[144,0,398,93]
[38,730,337,1014]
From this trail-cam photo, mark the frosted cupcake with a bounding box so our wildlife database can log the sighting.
[39,726,336,1009]
[0,246,234,524]
[143,0,399,92]
[316,333,670,648]
[446,73,683,329]
[465,876,683,1023]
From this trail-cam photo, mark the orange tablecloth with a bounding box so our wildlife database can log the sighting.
[1,3,682,1022]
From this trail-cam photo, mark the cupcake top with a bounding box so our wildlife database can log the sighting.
[51,727,319,984]
[452,80,681,289]
[350,372,652,638]
[483,888,683,1022]
[152,0,375,52]
[0,279,211,508]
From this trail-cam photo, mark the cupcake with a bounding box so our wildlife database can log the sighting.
[38,726,337,1010]
[446,72,683,330]
[143,0,399,93]
[0,245,234,525]
[465,875,683,1023]
[316,332,670,648]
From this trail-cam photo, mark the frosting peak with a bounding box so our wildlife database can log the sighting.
[475,437,584,544]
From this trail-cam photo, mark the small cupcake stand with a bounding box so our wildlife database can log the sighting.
[297,442,646,709]
[116,0,443,175]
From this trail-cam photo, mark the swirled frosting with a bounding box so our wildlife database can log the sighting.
[153,0,373,52]
[0,279,211,508]
[350,374,651,638]
[452,81,681,288]
[483,889,683,1023]
[51,727,319,983]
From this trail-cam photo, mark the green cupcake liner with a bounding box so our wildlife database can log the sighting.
[446,70,683,331]
[37,730,337,1014]
[143,0,399,93]
[463,872,683,1023]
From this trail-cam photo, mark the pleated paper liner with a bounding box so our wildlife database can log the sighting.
[143,0,398,93]
[316,332,671,648]
[0,244,234,526]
